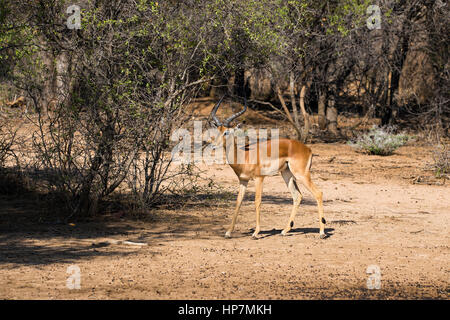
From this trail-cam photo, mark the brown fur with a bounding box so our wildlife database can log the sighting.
[213,125,326,239]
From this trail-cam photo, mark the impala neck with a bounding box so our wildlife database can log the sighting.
[223,135,237,165]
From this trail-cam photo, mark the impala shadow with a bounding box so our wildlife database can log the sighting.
[244,227,335,239]
[242,192,332,206]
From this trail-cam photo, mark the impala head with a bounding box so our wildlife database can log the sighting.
[208,95,247,149]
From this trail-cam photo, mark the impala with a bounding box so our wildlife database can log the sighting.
[208,96,326,239]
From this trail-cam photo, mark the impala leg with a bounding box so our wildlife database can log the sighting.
[252,176,264,239]
[299,173,326,239]
[281,169,302,236]
[225,180,248,238]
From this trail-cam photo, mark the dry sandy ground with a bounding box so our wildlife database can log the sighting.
[0,143,449,299]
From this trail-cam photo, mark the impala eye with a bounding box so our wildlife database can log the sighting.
[223,131,230,136]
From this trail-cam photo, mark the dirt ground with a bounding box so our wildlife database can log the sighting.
[0,141,449,299]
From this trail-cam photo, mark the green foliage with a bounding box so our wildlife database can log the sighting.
[348,126,410,156]
[0,0,447,214]
[0,2,38,77]
[326,0,372,36]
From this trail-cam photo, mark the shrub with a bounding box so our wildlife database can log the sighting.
[3,2,216,216]
[430,144,449,179]
[347,126,410,156]
[0,113,18,168]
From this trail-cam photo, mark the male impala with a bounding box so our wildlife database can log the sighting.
[208,96,326,239]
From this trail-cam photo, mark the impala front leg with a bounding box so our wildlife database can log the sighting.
[252,176,264,239]
[225,180,248,238]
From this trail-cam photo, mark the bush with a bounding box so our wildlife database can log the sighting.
[0,113,18,169]
[2,2,217,216]
[347,126,410,156]
[431,144,449,179]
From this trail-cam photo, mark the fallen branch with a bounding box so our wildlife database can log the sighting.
[91,239,148,247]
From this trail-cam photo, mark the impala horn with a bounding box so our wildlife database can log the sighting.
[223,96,247,127]
[210,95,247,127]
[211,95,225,126]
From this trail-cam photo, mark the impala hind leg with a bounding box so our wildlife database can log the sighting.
[297,172,326,239]
[281,169,302,236]
[252,176,264,239]
[225,180,248,238]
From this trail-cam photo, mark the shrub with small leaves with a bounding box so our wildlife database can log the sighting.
[430,144,449,179]
[347,126,410,156]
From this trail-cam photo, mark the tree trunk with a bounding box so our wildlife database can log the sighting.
[289,71,300,129]
[234,67,246,98]
[326,96,338,135]
[276,85,302,139]
[299,85,310,142]
[39,45,54,115]
[318,89,327,130]
[382,2,420,126]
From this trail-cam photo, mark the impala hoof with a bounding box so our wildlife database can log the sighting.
[319,233,327,239]
[225,231,232,238]
[251,232,260,239]
[281,229,289,236]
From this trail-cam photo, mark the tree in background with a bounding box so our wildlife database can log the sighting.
[0,0,220,214]
[0,0,448,216]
